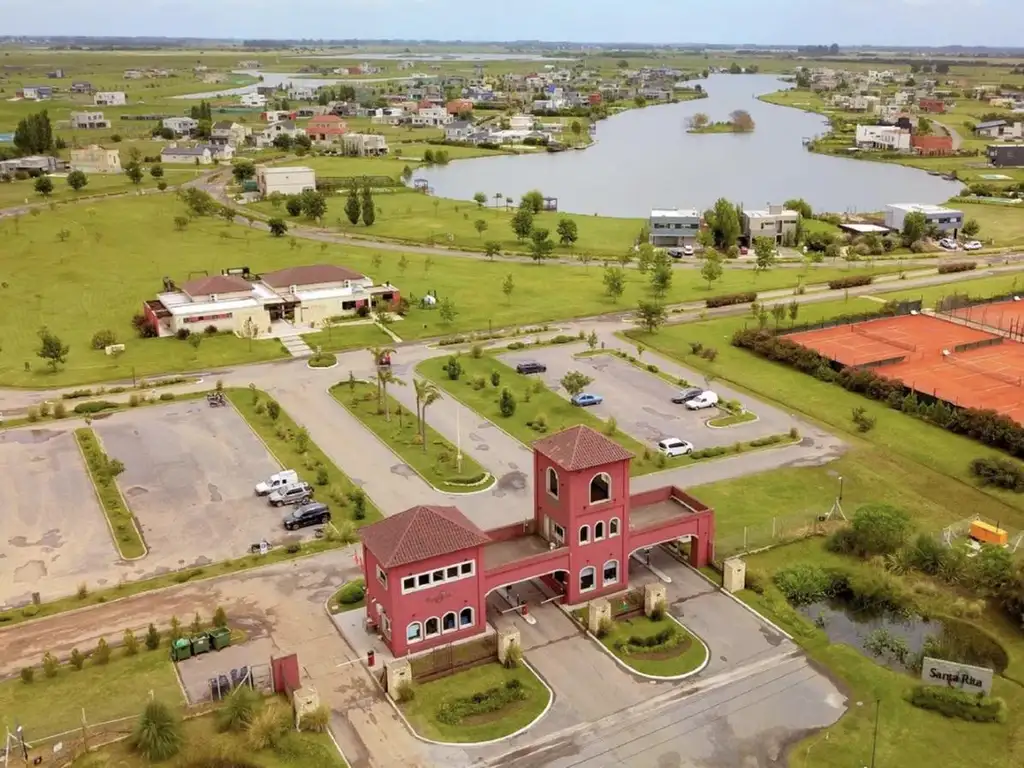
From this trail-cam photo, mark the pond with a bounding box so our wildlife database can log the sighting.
[415,74,962,215]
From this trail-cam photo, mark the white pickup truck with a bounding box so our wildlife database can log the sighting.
[254,469,299,496]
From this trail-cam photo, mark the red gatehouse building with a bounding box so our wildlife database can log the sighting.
[359,425,715,657]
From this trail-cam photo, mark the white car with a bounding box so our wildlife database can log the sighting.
[685,391,720,410]
[938,237,958,251]
[658,437,694,457]
[255,469,299,496]
[682,244,694,256]
[963,240,983,251]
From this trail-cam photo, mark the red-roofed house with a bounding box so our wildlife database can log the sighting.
[305,115,348,145]
[446,98,473,115]
[360,425,715,656]
[918,98,946,114]
[911,134,954,156]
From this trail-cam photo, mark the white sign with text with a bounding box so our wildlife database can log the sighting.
[921,657,993,695]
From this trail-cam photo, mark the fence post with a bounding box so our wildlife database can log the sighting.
[743,527,747,550]
[772,517,777,540]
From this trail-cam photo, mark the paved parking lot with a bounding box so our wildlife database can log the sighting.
[0,428,122,607]
[93,401,289,570]
[176,636,277,703]
[500,346,797,452]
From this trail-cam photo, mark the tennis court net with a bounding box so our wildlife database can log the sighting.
[851,324,917,352]
[943,354,1023,387]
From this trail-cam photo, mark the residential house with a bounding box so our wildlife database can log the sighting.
[341,133,389,156]
[446,98,474,115]
[370,107,405,125]
[162,116,199,136]
[287,85,317,101]
[918,98,946,114]
[70,111,111,130]
[742,204,800,245]
[444,120,476,141]
[987,144,1024,167]
[238,60,261,69]
[911,134,954,156]
[509,114,534,131]
[305,115,348,145]
[855,124,911,152]
[69,145,122,174]
[0,155,63,175]
[648,209,701,248]
[260,110,294,123]
[70,81,94,94]
[410,106,452,127]
[205,143,235,161]
[884,204,963,236]
[256,120,305,148]
[123,69,144,79]
[94,91,126,106]
[211,121,250,148]
[256,166,316,196]
[240,92,267,108]
[975,120,1024,140]
[295,106,330,118]
[47,68,65,79]
[160,145,213,165]
[17,85,52,100]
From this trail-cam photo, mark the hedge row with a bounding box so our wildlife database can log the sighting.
[436,679,526,725]
[706,291,757,309]
[827,275,874,290]
[970,457,1024,492]
[908,685,1007,723]
[937,261,977,275]
[732,328,1024,458]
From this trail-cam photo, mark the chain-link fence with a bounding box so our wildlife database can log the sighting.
[715,512,846,560]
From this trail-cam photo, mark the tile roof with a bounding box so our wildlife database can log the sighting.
[533,425,635,472]
[260,263,365,288]
[181,274,251,296]
[361,505,490,568]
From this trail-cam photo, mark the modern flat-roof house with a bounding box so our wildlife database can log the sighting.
[987,143,1024,168]
[256,165,316,196]
[854,124,911,151]
[648,208,701,248]
[359,425,715,657]
[884,203,963,236]
[341,133,389,157]
[162,116,199,136]
[305,115,348,145]
[0,155,64,175]
[143,264,401,337]
[17,85,53,100]
[287,85,317,101]
[70,111,111,130]
[94,91,127,106]
[71,81,94,94]
[410,106,453,127]
[70,145,122,174]
[975,120,1024,140]
[742,204,800,245]
[161,145,213,164]
[240,92,267,108]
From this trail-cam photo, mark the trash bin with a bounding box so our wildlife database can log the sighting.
[171,638,192,662]
[191,634,211,655]
[208,626,232,651]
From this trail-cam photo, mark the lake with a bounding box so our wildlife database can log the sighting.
[415,74,963,215]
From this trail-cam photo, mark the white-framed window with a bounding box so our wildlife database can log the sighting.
[442,611,457,632]
[417,573,430,588]
[595,521,605,541]
[460,561,474,576]
[400,559,478,594]
[446,565,459,579]
[546,466,559,499]
[459,607,474,628]
[431,569,445,583]
[609,517,620,537]
[402,576,415,591]
[407,622,423,643]
[579,524,590,545]
[603,560,619,586]
[590,472,611,504]
[376,564,388,589]
[425,617,440,638]
[580,566,596,592]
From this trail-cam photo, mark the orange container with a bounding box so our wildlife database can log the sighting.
[970,521,1008,547]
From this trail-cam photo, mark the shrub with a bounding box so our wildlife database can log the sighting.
[93,637,111,665]
[471,374,487,390]
[444,356,463,381]
[938,261,976,275]
[213,606,228,629]
[77,582,89,599]
[706,291,756,309]
[299,704,330,733]
[123,628,139,656]
[827,275,873,290]
[315,466,330,486]
[701,347,719,362]
[218,685,261,732]
[246,701,290,751]
[129,393,141,407]
[175,328,191,341]
[42,652,60,678]
[90,329,117,350]
[908,685,1007,723]
[649,599,667,621]
[337,579,366,605]
[145,623,161,650]
[205,324,219,335]
[851,406,876,432]
[910,239,928,253]
[131,700,183,761]
[773,563,836,605]
[69,648,85,670]
[435,679,527,725]
[73,400,117,415]
[499,387,517,417]
[595,617,614,639]
[394,681,415,703]
[20,667,34,684]
[745,568,766,595]
[490,370,501,387]
[159,392,175,401]
[470,344,484,359]
[970,456,1024,491]
[503,642,523,669]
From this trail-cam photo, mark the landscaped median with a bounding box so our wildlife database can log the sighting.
[75,427,146,559]
[329,380,492,494]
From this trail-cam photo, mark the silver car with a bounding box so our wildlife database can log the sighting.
[268,482,313,507]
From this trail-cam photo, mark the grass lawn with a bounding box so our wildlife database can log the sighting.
[0,174,172,209]
[328,578,365,615]
[707,410,758,428]
[733,539,1024,768]
[0,646,182,740]
[400,662,550,743]
[417,354,664,475]
[595,613,708,678]
[76,427,146,559]
[957,201,1024,248]
[227,388,381,526]
[301,323,395,353]
[329,380,491,493]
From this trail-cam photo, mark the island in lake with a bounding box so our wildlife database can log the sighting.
[687,109,756,134]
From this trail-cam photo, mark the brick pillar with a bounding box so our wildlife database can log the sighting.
[385,659,412,701]
[644,583,667,617]
[588,598,611,633]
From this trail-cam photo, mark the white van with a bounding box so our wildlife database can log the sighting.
[685,391,720,410]
[255,469,299,496]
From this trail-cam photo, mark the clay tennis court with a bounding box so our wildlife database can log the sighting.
[789,313,1024,424]
[947,297,1024,339]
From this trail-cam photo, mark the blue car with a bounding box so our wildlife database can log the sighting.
[571,393,604,407]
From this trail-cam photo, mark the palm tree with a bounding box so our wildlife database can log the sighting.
[367,345,395,410]
[414,379,442,451]
[377,367,405,421]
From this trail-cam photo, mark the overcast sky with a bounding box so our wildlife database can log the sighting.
[6,0,1022,48]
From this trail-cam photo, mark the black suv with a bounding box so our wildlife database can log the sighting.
[283,502,331,531]
[671,387,704,404]
[516,361,547,375]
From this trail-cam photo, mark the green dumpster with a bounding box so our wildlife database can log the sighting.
[191,634,211,655]
[208,626,232,651]
[171,638,192,662]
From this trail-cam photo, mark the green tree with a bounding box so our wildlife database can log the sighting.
[784,198,813,219]
[502,273,515,304]
[848,504,912,557]
[901,211,927,246]
[962,218,980,238]
[145,623,161,650]
[484,241,501,260]
[635,243,655,274]
[149,164,164,179]
[344,186,361,225]
[704,197,741,249]
[635,300,667,333]
[587,330,598,350]
[649,258,673,299]
[34,175,54,196]
[520,189,544,214]
[14,110,54,154]
[473,191,488,208]
[788,300,800,325]
[700,250,724,289]
[498,387,517,417]
[123,628,140,655]
[825,242,842,261]
[753,236,777,273]
[131,700,183,762]
[36,326,69,371]
[361,185,375,226]
[603,265,626,302]
[232,160,256,183]
[300,190,327,222]
[268,218,288,236]
[556,217,578,246]
[474,218,488,238]
[511,206,534,241]
[439,297,458,324]
[560,371,594,397]
[125,163,144,185]
[529,228,554,262]
[66,169,88,191]
[413,379,442,450]
[916,116,932,135]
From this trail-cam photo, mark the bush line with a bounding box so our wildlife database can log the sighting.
[937,261,977,275]
[74,428,146,560]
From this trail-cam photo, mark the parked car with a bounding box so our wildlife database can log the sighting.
[682,244,694,256]
[938,237,958,251]
[963,240,983,251]
[283,502,331,531]
[516,361,547,375]
[667,248,684,258]
[255,469,299,496]
[685,391,720,410]
[657,437,694,457]
[671,387,704,404]
[571,392,604,407]
[268,482,313,507]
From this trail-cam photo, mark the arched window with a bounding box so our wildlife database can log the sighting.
[603,560,619,586]
[590,472,611,504]
[459,607,474,628]
[546,466,559,499]
[595,521,605,540]
[442,612,457,632]
[407,622,423,643]
[579,524,590,544]
[580,566,596,592]
[609,517,620,537]
[425,617,440,638]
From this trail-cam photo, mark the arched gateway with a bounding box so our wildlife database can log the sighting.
[359,425,715,656]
